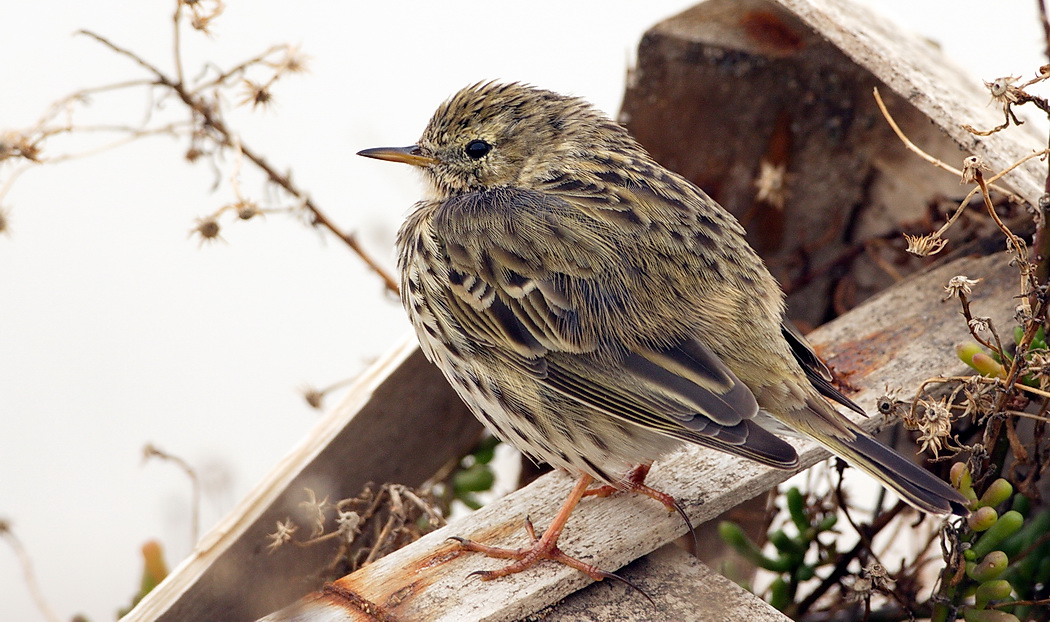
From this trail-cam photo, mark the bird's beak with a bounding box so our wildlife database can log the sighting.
[357,145,438,167]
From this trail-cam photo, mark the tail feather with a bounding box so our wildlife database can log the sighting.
[782,328,969,516]
[823,430,969,516]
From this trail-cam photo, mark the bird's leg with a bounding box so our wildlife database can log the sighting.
[583,464,674,509]
[583,463,695,542]
[450,473,614,581]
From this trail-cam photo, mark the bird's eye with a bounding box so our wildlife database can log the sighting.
[464,139,492,159]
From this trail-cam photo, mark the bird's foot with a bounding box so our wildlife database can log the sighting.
[584,463,678,512]
[449,515,612,582]
[583,463,695,548]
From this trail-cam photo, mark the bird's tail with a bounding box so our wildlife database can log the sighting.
[797,399,970,514]
[813,413,969,516]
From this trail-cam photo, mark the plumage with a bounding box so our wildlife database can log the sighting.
[361,82,968,571]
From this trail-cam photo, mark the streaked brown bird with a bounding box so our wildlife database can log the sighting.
[359,81,968,580]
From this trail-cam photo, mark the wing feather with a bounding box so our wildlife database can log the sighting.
[431,186,798,468]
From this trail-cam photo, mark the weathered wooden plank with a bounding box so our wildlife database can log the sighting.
[123,337,483,622]
[260,251,1019,622]
[776,0,1045,203]
[624,0,1042,330]
[528,544,790,622]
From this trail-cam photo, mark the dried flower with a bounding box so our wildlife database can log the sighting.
[865,562,894,590]
[185,0,225,34]
[904,233,948,257]
[753,160,789,209]
[240,80,274,110]
[267,518,297,553]
[960,379,997,419]
[915,397,953,455]
[961,155,987,184]
[234,199,260,220]
[272,44,310,75]
[876,389,907,418]
[968,317,991,333]
[0,131,40,162]
[337,509,363,545]
[845,564,893,603]
[944,275,980,299]
[299,488,331,539]
[192,215,221,243]
[301,384,324,409]
[1014,304,1032,325]
[984,76,1021,105]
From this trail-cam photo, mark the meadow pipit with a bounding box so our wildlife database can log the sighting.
[360,81,967,580]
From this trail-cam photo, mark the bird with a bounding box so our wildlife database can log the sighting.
[358,81,969,581]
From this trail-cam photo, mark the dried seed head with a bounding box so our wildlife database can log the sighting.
[301,384,324,409]
[266,518,297,553]
[337,510,363,545]
[944,275,980,299]
[876,391,906,418]
[984,76,1021,104]
[240,80,274,110]
[968,317,991,333]
[234,199,261,220]
[961,155,987,184]
[1015,304,1031,325]
[1029,352,1050,389]
[273,44,310,75]
[298,488,331,539]
[192,216,221,243]
[864,562,894,591]
[915,397,953,455]
[753,160,789,209]
[0,131,40,162]
[904,233,948,257]
[185,0,225,33]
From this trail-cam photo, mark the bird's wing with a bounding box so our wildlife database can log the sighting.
[781,323,864,416]
[431,187,798,468]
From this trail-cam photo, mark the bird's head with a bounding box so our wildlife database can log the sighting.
[358,81,633,197]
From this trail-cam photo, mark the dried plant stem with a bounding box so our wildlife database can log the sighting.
[1,526,60,622]
[1015,382,1050,399]
[975,170,1036,311]
[873,88,1026,204]
[75,29,400,294]
[196,44,287,92]
[1005,409,1050,422]
[172,2,186,88]
[958,292,1005,357]
[792,503,906,618]
[143,444,201,546]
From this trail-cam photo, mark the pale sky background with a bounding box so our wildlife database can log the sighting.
[1,1,1045,620]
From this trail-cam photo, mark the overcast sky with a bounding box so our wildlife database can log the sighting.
[2,1,1046,620]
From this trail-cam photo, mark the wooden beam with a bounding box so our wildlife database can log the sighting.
[531,544,791,622]
[123,338,483,621]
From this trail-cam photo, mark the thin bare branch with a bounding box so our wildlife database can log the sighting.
[0,523,61,622]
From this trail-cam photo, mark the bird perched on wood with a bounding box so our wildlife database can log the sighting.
[359,81,968,581]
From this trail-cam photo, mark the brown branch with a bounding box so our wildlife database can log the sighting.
[172,0,185,87]
[194,44,287,92]
[0,523,60,622]
[988,597,1050,610]
[75,29,400,294]
[957,292,1005,359]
